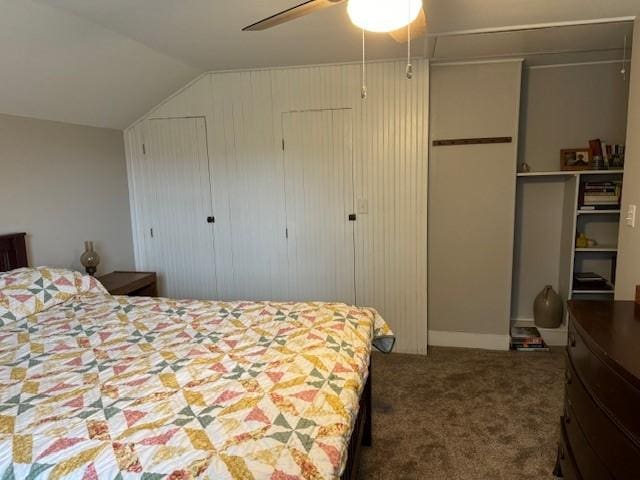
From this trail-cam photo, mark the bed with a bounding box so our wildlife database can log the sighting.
[0,233,394,479]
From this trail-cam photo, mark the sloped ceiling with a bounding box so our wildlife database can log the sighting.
[1,0,639,129]
[0,0,200,130]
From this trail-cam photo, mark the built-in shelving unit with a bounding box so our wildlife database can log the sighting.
[510,48,631,348]
[563,170,623,304]
[512,169,624,345]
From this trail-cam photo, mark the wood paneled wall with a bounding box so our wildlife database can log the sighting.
[125,60,429,354]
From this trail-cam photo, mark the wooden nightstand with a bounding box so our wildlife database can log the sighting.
[98,271,158,297]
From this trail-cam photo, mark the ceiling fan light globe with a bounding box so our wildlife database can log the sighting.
[347,0,422,33]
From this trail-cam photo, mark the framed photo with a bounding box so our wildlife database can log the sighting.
[560,148,592,171]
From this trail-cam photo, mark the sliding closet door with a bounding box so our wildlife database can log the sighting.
[145,117,218,299]
[282,109,356,304]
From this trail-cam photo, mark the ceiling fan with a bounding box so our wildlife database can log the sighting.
[242,0,427,44]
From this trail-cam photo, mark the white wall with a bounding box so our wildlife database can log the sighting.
[616,19,640,300]
[512,178,566,321]
[0,113,134,274]
[519,63,630,172]
[126,60,429,354]
[428,60,522,350]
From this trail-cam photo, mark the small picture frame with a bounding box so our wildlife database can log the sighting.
[560,148,592,171]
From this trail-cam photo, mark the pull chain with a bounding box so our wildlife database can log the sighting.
[621,35,628,80]
[361,29,367,99]
[406,0,413,79]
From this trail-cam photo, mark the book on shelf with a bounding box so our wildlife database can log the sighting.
[510,325,548,351]
[511,326,540,338]
[516,345,550,352]
[579,205,620,211]
[583,197,618,204]
[601,141,610,169]
[574,272,607,283]
[511,339,545,348]
[584,185,619,192]
[580,180,622,208]
[573,283,613,292]
[583,182,618,188]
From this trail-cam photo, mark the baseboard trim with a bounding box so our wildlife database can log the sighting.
[428,330,510,351]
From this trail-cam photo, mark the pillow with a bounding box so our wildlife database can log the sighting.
[73,270,109,296]
[0,267,82,325]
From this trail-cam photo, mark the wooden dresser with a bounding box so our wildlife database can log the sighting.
[555,300,640,479]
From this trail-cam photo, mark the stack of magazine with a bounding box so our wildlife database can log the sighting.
[579,181,622,210]
[510,326,549,352]
[573,272,612,291]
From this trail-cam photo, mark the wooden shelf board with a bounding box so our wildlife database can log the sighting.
[577,169,624,175]
[575,247,618,252]
[517,171,575,177]
[517,169,623,178]
[572,289,615,295]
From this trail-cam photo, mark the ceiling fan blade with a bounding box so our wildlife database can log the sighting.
[242,0,346,31]
[389,9,427,43]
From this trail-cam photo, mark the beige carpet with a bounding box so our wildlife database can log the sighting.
[359,347,565,480]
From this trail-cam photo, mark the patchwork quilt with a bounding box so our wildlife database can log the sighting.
[0,268,393,479]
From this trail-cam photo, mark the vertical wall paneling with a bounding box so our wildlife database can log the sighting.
[125,60,429,354]
[124,122,147,269]
[209,71,289,301]
[282,109,356,303]
[145,117,218,299]
[125,121,163,273]
[356,61,429,355]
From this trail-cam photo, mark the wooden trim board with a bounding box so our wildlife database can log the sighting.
[432,136,512,147]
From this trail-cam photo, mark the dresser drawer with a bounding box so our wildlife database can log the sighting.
[562,399,613,480]
[567,320,640,442]
[566,355,640,479]
[559,421,581,480]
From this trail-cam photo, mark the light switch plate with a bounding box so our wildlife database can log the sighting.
[626,204,636,228]
[357,198,369,214]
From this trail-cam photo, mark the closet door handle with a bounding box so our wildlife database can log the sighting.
[207,216,215,224]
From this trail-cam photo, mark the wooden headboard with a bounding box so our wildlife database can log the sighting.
[0,233,28,272]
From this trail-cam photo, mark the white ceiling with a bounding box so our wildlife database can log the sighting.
[39,0,412,71]
[432,21,635,66]
[1,0,638,129]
